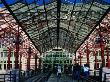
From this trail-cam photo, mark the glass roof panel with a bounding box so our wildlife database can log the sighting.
[0,0,110,53]
[60,0,110,53]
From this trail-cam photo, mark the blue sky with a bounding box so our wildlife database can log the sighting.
[0,0,110,7]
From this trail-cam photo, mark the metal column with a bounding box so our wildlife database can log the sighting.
[15,34,20,69]
[86,42,90,65]
[99,35,105,67]
[106,47,110,68]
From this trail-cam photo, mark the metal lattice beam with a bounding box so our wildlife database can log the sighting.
[1,0,110,54]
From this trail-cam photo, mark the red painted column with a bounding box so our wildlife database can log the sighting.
[7,47,11,69]
[98,30,105,67]
[86,42,90,65]
[27,47,31,70]
[100,38,105,67]
[108,59,110,69]
[15,35,19,69]
[106,47,110,68]
[101,45,105,67]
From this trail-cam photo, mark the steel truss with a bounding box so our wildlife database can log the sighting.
[0,0,109,54]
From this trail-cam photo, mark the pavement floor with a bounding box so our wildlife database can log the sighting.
[47,74,84,82]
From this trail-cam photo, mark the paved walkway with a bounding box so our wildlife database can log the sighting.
[24,75,40,82]
[24,73,44,82]
[47,74,83,82]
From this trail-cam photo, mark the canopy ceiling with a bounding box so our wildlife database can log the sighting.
[0,0,110,53]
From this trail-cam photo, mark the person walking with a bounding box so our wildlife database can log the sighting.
[57,65,62,82]
[83,64,90,82]
[80,65,84,82]
[73,63,81,82]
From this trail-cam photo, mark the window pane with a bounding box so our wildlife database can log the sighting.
[67,60,69,63]
[4,61,6,63]
[1,52,3,57]
[10,64,12,68]
[4,52,8,57]
[11,52,13,57]
[4,64,6,70]
[7,61,12,63]
[70,60,72,63]
[99,51,101,56]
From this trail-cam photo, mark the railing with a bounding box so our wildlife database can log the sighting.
[20,70,42,82]
[0,69,46,82]
[0,73,16,82]
[89,70,110,82]
[85,77,99,82]
[104,73,110,82]
[89,70,100,76]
